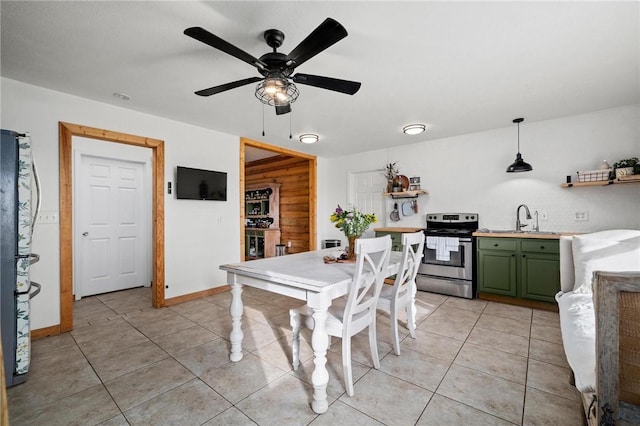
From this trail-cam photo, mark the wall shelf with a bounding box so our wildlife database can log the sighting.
[383,190,428,199]
[561,176,640,188]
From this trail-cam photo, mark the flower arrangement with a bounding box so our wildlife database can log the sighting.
[330,205,377,237]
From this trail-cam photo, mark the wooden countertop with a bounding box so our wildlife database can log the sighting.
[473,231,576,240]
[374,227,424,233]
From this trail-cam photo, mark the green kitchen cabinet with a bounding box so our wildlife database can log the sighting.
[519,239,560,303]
[374,231,403,251]
[478,248,517,296]
[477,237,559,303]
[374,228,424,252]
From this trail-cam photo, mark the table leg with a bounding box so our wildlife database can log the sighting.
[310,307,329,414]
[229,276,244,362]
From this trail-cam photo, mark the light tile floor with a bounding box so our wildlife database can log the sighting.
[8,286,585,425]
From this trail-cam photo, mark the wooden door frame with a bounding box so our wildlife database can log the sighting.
[59,122,165,333]
[240,137,317,258]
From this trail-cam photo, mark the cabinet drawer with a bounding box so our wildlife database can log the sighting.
[520,239,559,254]
[477,238,517,251]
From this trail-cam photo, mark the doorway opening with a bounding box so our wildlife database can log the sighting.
[59,122,165,333]
[73,143,152,300]
[240,137,317,258]
[347,170,387,232]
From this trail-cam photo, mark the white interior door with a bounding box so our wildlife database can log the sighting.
[348,170,387,234]
[77,155,146,297]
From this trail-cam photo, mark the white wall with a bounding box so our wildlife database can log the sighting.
[1,78,241,329]
[318,105,640,244]
[3,76,639,330]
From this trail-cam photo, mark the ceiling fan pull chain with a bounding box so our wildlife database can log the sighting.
[262,104,265,137]
[289,111,292,139]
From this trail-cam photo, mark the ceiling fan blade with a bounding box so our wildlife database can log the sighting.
[185,27,267,70]
[285,18,347,68]
[275,103,292,115]
[195,77,263,96]
[292,73,361,95]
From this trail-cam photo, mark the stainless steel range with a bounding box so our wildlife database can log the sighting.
[416,213,479,299]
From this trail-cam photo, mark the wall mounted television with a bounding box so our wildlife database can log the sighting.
[176,166,227,201]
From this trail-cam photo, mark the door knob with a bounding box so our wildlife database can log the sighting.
[82,232,89,236]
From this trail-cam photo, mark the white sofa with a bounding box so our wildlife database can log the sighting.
[556,229,640,424]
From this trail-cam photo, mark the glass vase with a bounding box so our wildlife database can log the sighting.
[346,235,360,260]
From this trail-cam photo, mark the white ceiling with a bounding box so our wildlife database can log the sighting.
[1,1,638,158]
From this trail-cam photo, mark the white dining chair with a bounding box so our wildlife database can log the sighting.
[290,235,392,396]
[377,232,425,355]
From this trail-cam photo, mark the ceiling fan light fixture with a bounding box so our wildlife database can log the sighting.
[299,134,319,144]
[255,77,299,106]
[506,117,533,173]
[402,124,426,135]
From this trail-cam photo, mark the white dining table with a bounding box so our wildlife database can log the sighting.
[219,248,402,414]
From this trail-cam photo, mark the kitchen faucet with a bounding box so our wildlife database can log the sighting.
[516,204,532,231]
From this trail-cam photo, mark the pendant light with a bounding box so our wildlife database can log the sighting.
[506,117,533,173]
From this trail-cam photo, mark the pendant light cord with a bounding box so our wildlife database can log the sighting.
[517,121,520,153]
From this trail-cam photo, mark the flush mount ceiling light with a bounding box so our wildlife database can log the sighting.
[112,92,130,101]
[299,134,319,144]
[506,117,533,173]
[402,124,426,135]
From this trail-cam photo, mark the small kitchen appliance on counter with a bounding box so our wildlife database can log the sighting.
[417,213,479,299]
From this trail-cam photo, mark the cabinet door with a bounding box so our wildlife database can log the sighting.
[245,234,258,259]
[245,230,266,259]
[520,252,560,303]
[478,250,517,296]
[263,230,281,258]
[375,231,402,251]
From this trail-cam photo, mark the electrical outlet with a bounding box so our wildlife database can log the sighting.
[575,211,589,221]
[287,241,292,248]
[540,211,548,221]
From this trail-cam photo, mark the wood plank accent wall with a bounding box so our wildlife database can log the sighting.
[245,155,311,254]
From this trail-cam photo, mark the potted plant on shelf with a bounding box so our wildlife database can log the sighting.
[384,162,399,193]
[612,157,639,179]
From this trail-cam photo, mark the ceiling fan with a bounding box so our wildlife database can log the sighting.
[184,17,361,115]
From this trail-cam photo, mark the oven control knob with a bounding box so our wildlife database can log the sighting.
[465,216,469,219]
[471,215,475,220]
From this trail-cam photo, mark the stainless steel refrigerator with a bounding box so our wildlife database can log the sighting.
[1,129,41,387]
